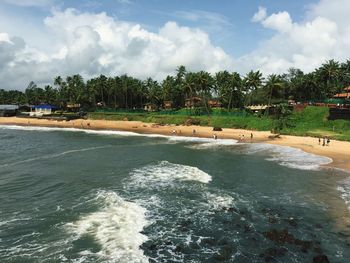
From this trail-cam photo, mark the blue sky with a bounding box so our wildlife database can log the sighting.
[0,0,349,90]
[0,0,319,56]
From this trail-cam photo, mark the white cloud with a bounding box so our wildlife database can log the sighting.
[0,8,233,90]
[251,7,266,22]
[241,1,350,75]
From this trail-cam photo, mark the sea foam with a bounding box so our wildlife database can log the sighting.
[245,143,332,171]
[65,191,149,263]
[129,161,212,188]
[337,178,350,211]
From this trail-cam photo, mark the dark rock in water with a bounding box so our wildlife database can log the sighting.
[201,237,216,246]
[287,217,298,227]
[178,219,192,232]
[141,242,157,251]
[213,245,236,261]
[312,255,330,263]
[295,239,312,253]
[244,224,252,232]
[268,217,278,224]
[217,237,229,246]
[263,229,295,244]
[264,255,277,262]
[259,247,287,259]
[313,245,323,254]
[222,206,237,213]
[174,245,183,253]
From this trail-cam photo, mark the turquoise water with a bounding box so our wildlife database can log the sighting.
[0,125,350,262]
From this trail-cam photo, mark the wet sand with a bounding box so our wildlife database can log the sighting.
[1,117,349,172]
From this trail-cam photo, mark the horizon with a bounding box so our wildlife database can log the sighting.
[1,0,350,90]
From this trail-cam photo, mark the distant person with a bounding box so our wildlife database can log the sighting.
[318,137,321,145]
[213,134,217,140]
[327,137,330,146]
[172,129,176,135]
[322,137,326,146]
[192,129,196,135]
[250,133,253,140]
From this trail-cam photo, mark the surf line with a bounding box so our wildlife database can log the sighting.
[0,145,112,168]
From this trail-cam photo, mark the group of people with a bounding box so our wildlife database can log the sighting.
[319,137,331,146]
[238,133,253,142]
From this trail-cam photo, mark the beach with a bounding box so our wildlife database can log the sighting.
[1,116,349,172]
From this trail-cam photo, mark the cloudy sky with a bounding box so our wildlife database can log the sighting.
[1,0,350,90]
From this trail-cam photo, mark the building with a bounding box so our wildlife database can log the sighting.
[185,97,202,108]
[0,105,19,117]
[30,105,56,117]
[163,101,173,110]
[66,103,81,112]
[207,99,222,108]
[144,103,158,112]
[333,86,350,99]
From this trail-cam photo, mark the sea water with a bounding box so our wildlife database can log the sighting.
[0,125,349,262]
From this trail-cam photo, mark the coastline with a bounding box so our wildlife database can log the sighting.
[1,116,349,172]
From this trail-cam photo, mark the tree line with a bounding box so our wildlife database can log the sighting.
[1,59,349,111]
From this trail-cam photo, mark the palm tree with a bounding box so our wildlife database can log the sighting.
[243,70,263,106]
[265,74,283,115]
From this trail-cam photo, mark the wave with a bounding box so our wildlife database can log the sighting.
[65,190,149,263]
[0,124,331,171]
[245,143,332,171]
[337,178,350,211]
[0,146,110,168]
[129,161,212,188]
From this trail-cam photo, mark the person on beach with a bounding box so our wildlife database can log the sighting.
[250,133,253,140]
[192,129,196,135]
[318,137,321,145]
[322,137,326,146]
[172,129,176,135]
[327,137,330,146]
[213,134,217,140]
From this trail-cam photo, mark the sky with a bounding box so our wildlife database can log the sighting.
[1,0,350,90]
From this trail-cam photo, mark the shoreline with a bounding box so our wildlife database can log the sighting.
[1,117,350,172]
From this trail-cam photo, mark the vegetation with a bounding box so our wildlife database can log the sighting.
[1,59,350,109]
[89,106,350,141]
[1,59,350,140]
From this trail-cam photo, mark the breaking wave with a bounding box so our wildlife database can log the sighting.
[129,161,212,188]
[245,143,332,171]
[65,190,149,263]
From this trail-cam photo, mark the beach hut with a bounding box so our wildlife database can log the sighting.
[66,103,81,112]
[163,101,174,110]
[30,104,57,117]
[208,99,222,108]
[144,103,158,112]
[0,105,19,117]
[185,97,202,108]
[333,86,350,99]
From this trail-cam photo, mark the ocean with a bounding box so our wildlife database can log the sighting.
[0,125,349,262]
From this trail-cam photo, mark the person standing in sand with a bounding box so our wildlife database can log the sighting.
[192,129,196,135]
[327,137,330,146]
[322,137,326,146]
[250,133,253,140]
[318,137,321,145]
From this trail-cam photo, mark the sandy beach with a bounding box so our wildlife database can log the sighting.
[1,116,349,172]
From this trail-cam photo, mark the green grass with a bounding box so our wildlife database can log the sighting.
[88,106,350,141]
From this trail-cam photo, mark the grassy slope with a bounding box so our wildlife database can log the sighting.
[88,106,350,141]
